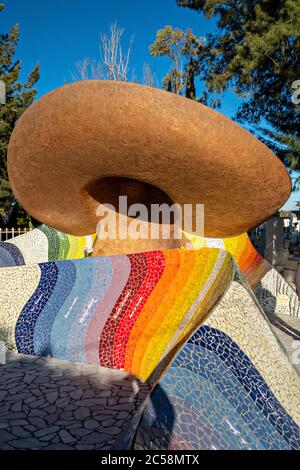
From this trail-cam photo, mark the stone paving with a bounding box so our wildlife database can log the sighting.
[0,313,299,451]
[0,352,150,450]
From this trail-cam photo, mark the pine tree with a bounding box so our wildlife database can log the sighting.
[0,4,39,228]
[176,0,300,171]
[149,25,219,106]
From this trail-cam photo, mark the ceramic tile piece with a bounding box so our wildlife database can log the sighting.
[1,231,299,450]
[0,265,40,350]
[136,277,300,450]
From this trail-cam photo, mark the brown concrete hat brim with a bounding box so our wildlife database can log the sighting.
[8,80,291,237]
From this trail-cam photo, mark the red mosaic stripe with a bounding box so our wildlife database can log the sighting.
[98,253,147,368]
[113,251,165,369]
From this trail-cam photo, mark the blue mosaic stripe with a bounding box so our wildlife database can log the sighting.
[50,257,95,360]
[33,261,77,356]
[190,325,300,449]
[166,395,229,450]
[0,245,17,267]
[15,263,58,354]
[0,242,25,267]
[67,257,112,363]
[144,380,236,449]
[171,349,288,449]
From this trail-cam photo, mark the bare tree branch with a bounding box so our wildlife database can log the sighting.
[143,63,158,88]
[100,22,134,81]
[71,57,103,81]
[72,21,156,88]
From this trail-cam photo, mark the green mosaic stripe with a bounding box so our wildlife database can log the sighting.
[56,230,70,260]
[38,225,60,261]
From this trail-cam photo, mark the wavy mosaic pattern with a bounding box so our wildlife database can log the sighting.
[2,226,298,316]
[0,248,233,384]
[186,232,270,288]
[136,279,300,450]
[186,232,300,317]
[0,241,299,449]
[0,224,94,266]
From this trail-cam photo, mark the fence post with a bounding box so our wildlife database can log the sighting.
[0,227,32,241]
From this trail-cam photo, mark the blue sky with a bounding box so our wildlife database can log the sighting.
[2,0,298,209]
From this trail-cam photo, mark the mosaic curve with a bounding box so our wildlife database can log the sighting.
[0,247,233,384]
[135,279,300,450]
[1,226,298,316]
[0,224,94,266]
[1,244,299,449]
[186,232,300,317]
[0,241,25,267]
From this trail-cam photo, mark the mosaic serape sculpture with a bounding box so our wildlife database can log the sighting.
[1,81,298,450]
[135,271,300,450]
[1,225,299,318]
[0,248,231,380]
[1,241,300,449]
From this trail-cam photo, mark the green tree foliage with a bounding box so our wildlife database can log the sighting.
[176,0,300,172]
[149,25,219,106]
[0,3,39,228]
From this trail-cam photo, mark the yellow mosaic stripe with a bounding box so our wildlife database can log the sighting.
[138,249,230,381]
[65,233,96,260]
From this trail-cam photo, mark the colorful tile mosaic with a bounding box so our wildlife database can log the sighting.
[135,279,300,450]
[0,248,232,384]
[0,235,299,449]
[0,241,25,267]
[186,232,300,317]
[0,224,94,267]
[185,232,270,288]
[0,352,151,450]
[1,226,298,317]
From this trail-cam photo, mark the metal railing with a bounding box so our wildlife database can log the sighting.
[0,227,31,242]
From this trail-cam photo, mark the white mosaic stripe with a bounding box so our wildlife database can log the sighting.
[206,280,300,427]
[204,238,226,250]
[7,228,49,265]
[85,236,94,251]
[258,268,300,318]
[0,265,41,350]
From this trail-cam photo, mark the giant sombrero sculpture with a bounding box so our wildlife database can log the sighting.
[2,81,300,451]
[8,80,290,255]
